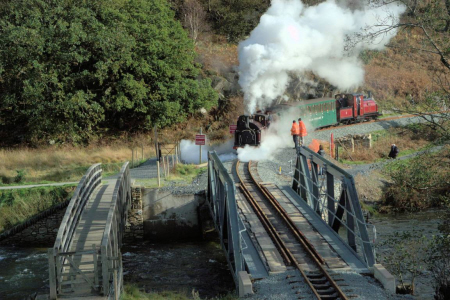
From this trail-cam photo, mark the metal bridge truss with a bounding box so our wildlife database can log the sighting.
[292,146,376,267]
[207,152,245,285]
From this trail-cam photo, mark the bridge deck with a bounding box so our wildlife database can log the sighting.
[62,180,116,297]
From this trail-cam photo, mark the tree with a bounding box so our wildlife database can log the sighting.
[199,0,270,42]
[0,0,217,145]
[181,0,208,44]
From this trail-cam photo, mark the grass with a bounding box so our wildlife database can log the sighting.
[0,185,75,232]
[121,285,237,300]
[134,164,207,188]
[0,144,156,185]
[336,127,431,164]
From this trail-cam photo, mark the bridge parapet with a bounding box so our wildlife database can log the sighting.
[207,152,245,285]
[48,163,102,298]
[101,162,131,297]
[293,146,376,267]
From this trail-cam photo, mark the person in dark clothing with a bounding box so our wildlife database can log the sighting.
[388,144,399,159]
[317,145,325,175]
[317,144,325,156]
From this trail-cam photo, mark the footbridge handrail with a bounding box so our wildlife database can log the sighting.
[49,163,102,297]
[207,151,245,285]
[101,162,131,297]
[53,163,102,253]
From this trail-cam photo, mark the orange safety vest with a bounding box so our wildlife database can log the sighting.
[298,121,307,137]
[290,122,299,135]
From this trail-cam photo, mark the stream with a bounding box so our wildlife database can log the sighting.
[0,210,444,299]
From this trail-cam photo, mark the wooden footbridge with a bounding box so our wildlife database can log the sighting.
[48,162,131,299]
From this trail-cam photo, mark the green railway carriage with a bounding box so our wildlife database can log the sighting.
[271,97,338,129]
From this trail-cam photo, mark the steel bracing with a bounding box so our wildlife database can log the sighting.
[292,146,375,267]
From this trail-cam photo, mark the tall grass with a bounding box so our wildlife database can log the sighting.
[337,127,430,163]
[0,185,75,232]
[0,144,156,184]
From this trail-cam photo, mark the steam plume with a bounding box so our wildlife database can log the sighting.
[238,0,406,114]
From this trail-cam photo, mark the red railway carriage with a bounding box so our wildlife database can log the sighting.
[336,93,380,124]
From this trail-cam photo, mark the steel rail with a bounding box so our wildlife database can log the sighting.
[236,160,292,266]
[239,160,349,300]
[249,161,325,265]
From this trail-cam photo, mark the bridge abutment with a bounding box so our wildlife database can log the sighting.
[139,188,206,241]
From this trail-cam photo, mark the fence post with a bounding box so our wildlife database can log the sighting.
[101,245,109,295]
[48,248,57,299]
[93,244,99,288]
[131,149,134,168]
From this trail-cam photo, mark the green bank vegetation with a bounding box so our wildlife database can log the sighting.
[0,185,75,232]
[122,285,237,300]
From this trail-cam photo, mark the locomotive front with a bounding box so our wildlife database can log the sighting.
[233,114,270,149]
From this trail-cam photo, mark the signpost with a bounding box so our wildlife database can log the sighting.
[195,128,206,164]
[229,124,237,134]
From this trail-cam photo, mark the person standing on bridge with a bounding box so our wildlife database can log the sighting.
[291,120,300,150]
[298,118,307,146]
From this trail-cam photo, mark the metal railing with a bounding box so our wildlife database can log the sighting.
[48,163,103,298]
[292,146,375,267]
[207,151,245,285]
[101,162,131,296]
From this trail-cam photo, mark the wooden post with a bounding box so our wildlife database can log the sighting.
[141,145,144,161]
[131,148,134,168]
[175,144,179,164]
[93,244,99,288]
[167,156,170,178]
[330,133,334,159]
[101,245,109,295]
[48,248,57,299]
[114,269,119,300]
[199,127,202,164]
[162,156,166,178]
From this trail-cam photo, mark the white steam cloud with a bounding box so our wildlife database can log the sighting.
[238,0,406,113]
[180,139,236,164]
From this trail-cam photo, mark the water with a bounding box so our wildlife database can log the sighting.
[0,247,49,300]
[370,209,443,299]
[0,210,443,299]
[0,238,235,300]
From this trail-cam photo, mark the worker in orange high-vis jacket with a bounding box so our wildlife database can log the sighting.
[298,118,307,146]
[290,120,300,150]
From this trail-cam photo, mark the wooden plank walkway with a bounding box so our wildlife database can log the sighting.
[60,180,116,298]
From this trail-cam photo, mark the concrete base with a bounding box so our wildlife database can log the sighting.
[373,264,396,294]
[238,271,253,297]
[142,188,205,241]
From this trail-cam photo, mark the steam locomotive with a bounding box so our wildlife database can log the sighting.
[234,93,380,149]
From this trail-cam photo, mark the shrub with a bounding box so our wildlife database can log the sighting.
[382,146,450,212]
[14,170,26,183]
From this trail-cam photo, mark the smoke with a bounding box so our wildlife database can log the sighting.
[180,139,236,164]
[238,0,406,114]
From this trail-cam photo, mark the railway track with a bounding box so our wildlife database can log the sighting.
[236,160,349,300]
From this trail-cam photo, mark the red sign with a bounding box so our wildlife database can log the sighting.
[195,134,206,145]
[229,124,237,134]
